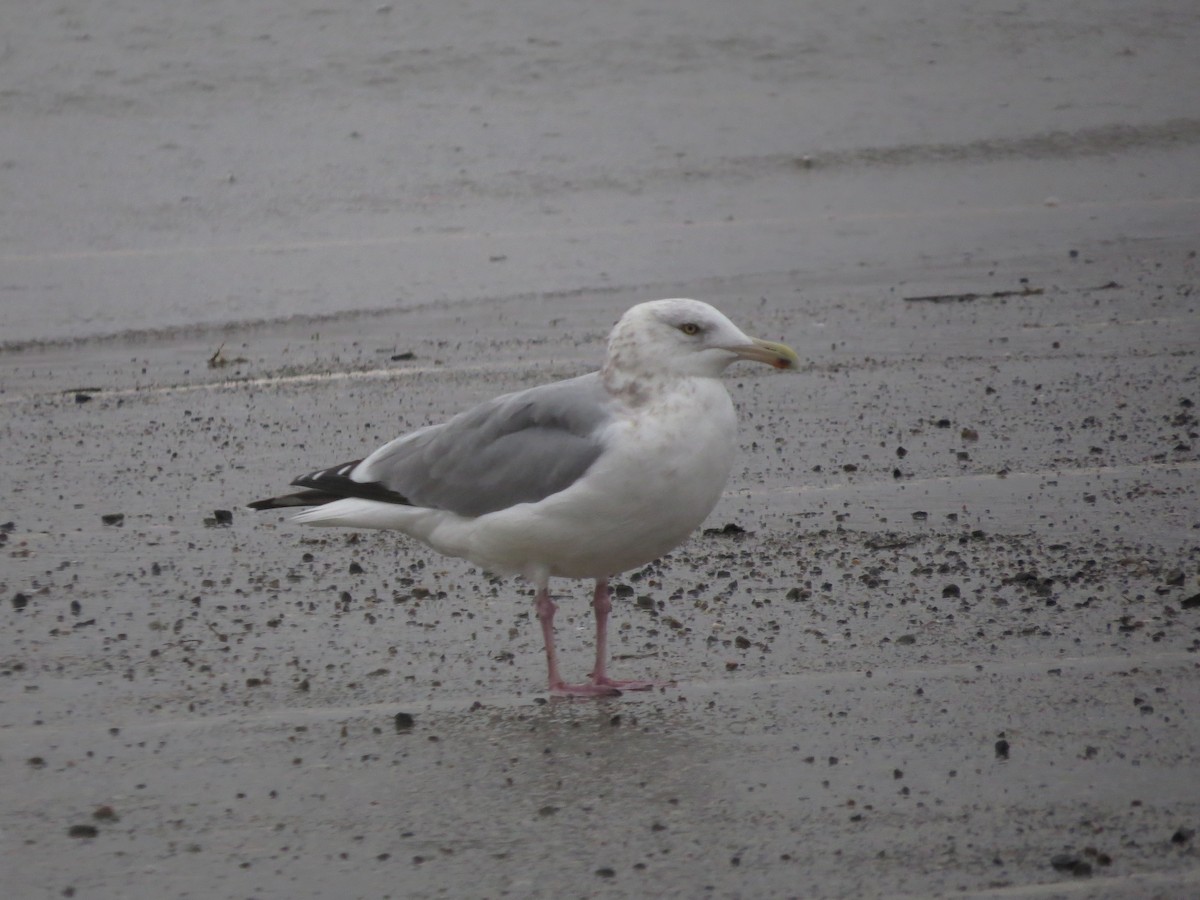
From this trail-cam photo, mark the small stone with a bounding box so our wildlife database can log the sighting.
[942,584,961,598]
[68,824,99,839]
[93,805,118,821]
[101,513,125,526]
[1171,827,1194,844]
[349,562,364,575]
[995,739,1010,760]
[595,867,615,878]
[734,635,752,650]
[704,522,745,536]
[1049,853,1092,877]
[1180,593,1200,610]
[394,712,416,732]
[213,509,233,525]
[12,593,30,611]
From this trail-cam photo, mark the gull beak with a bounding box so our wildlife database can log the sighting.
[731,337,801,371]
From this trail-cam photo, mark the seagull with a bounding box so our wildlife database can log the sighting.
[249,299,798,696]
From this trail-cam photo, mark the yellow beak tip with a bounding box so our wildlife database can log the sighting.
[748,338,800,371]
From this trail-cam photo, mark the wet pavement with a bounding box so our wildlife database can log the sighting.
[3,2,1200,898]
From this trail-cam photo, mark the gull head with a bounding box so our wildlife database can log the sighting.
[603,298,800,382]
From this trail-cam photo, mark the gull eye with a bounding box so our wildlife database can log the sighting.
[679,322,701,336]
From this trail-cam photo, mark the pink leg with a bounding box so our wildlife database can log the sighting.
[589,578,656,691]
[534,580,621,697]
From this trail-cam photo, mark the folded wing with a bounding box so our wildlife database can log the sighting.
[251,373,612,518]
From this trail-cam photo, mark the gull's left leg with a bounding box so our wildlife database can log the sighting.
[535,578,620,697]
[589,578,656,691]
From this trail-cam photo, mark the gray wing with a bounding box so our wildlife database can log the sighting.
[293,372,613,517]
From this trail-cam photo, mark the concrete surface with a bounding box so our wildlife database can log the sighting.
[2,2,1199,898]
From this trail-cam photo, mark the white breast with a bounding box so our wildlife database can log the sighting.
[452,377,739,579]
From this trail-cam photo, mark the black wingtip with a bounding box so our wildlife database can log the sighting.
[247,489,343,511]
[290,460,413,507]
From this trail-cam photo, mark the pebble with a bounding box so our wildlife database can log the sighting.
[703,522,746,536]
[1049,854,1092,877]
[394,712,416,732]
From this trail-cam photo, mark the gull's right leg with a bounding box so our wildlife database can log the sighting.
[534,579,621,697]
